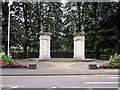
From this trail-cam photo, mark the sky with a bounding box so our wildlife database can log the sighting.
[2,0,120,2]
[62,0,67,5]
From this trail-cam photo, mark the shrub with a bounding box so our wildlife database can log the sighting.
[1,55,14,65]
[108,54,119,65]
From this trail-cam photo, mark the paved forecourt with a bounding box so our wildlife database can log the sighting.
[1,59,119,76]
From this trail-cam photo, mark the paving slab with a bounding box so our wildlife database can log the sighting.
[1,60,120,76]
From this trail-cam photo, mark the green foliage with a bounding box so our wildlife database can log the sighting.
[64,2,120,56]
[108,54,119,65]
[2,2,120,58]
[1,55,14,65]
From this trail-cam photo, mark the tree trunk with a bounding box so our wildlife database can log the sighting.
[115,40,119,54]
[37,2,41,54]
[37,2,41,32]
[2,2,9,55]
[4,41,8,55]
[96,45,99,59]
[23,3,28,59]
[24,45,27,58]
[77,2,81,32]
[94,3,99,59]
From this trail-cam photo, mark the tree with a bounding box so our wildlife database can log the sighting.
[2,2,9,55]
[2,2,64,58]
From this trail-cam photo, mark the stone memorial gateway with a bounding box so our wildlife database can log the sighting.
[39,24,85,61]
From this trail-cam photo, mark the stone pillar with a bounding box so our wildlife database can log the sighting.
[39,32,52,60]
[73,31,85,60]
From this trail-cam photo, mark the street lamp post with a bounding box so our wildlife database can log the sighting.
[7,0,13,57]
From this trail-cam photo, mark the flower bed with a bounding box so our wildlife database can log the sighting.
[0,55,27,68]
[99,54,120,69]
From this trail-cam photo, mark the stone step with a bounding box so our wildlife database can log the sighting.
[39,58,95,62]
[20,58,95,62]
[52,58,94,62]
[49,58,77,62]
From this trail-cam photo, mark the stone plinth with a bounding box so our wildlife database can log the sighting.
[39,32,52,60]
[73,31,85,60]
[28,63,37,69]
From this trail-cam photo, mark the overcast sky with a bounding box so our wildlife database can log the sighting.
[2,0,120,2]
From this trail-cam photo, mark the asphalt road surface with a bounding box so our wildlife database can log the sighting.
[1,76,120,90]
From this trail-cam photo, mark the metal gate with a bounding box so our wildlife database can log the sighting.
[50,35,73,58]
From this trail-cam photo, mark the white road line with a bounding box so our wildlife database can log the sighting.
[11,86,18,88]
[85,82,120,84]
[43,87,57,90]
[50,87,57,88]
[11,86,24,88]
[0,85,24,88]
[109,77,120,79]
[85,88,93,90]
[104,70,118,72]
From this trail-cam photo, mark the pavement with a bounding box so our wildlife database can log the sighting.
[1,59,120,76]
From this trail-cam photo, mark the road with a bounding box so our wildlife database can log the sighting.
[1,75,120,89]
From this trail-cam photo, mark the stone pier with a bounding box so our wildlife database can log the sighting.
[73,31,85,60]
[39,31,52,60]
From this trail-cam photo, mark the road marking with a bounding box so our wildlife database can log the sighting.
[50,87,57,88]
[85,82,120,84]
[10,86,25,88]
[104,70,118,72]
[11,86,18,88]
[109,77,120,79]
[0,85,24,88]
[85,88,93,90]
[43,87,57,90]
[1,75,120,78]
